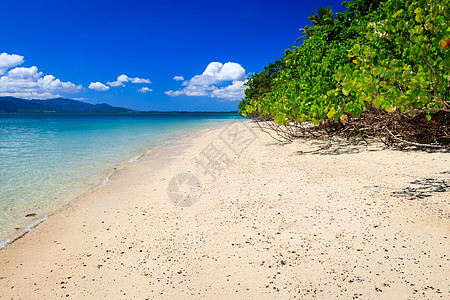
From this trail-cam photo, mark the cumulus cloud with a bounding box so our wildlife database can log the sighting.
[107,74,151,87]
[130,77,151,84]
[138,87,152,93]
[189,62,246,86]
[0,53,24,74]
[165,90,184,96]
[107,74,128,87]
[211,80,247,100]
[165,62,247,101]
[173,76,184,81]
[0,56,83,99]
[89,82,110,91]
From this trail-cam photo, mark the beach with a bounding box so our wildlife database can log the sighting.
[0,120,449,299]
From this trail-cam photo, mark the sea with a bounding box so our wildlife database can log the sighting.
[0,112,242,248]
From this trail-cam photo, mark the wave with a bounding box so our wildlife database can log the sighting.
[128,155,141,163]
[0,215,48,249]
[94,176,110,190]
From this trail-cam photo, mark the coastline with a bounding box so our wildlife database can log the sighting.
[0,120,449,299]
[0,119,236,250]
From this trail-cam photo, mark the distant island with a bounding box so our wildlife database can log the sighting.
[0,97,133,113]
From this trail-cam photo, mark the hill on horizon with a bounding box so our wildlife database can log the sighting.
[0,97,134,113]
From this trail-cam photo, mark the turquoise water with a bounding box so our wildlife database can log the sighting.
[0,112,242,247]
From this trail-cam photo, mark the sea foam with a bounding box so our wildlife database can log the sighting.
[0,215,48,249]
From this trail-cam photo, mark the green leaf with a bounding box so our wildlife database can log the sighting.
[443,51,450,69]
[327,107,336,119]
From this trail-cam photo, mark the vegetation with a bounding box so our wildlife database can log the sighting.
[239,0,450,148]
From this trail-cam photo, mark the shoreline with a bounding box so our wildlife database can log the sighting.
[0,120,448,299]
[0,119,238,250]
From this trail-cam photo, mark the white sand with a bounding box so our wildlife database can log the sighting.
[0,120,449,299]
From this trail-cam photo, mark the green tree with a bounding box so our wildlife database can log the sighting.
[339,0,450,118]
[297,6,335,41]
[239,0,450,147]
[308,6,334,26]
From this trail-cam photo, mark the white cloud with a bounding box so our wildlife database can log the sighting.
[138,87,152,93]
[165,62,247,101]
[0,53,24,74]
[0,56,83,99]
[130,77,151,84]
[173,76,184,81]
[89,82,110,91]
[107,74,151,87]
[165,90,184,96]
[107,74,127,87]
[211,80,247,100]
[0,91,59,99]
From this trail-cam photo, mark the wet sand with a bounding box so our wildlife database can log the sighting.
[0,120,449,299]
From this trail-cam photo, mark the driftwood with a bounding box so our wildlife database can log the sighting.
[251,109,450,149]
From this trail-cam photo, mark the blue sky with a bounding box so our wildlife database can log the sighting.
[0,0,346,111]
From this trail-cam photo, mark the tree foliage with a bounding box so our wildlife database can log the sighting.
[239,0,450,148]
[308,6,334,26]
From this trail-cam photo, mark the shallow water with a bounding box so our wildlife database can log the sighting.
[0,112,241,247]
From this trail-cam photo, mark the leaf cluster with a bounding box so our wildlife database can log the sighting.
[239,0,450,148]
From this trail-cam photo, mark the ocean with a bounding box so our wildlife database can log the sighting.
[0,112,242,248]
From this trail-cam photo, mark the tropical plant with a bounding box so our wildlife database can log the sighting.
[336,0,450,146]
[339,0,450,117]
[297,6,335,41]
[308,6,334,26]
[239,0,450,148]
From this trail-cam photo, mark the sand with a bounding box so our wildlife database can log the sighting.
[0,120,449,299]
